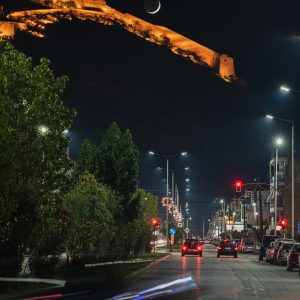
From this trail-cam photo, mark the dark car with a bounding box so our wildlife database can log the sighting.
[272,238,295,265]
[264,241,275,263]
[259,235,281,261]
[233,239,241,248]
[181,239,202,257]
[286,243,300,271]
[240,239,255,253]
[217,240,237,258]
[276,242,294,265]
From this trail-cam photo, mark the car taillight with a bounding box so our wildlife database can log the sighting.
[234,247,238,251]
[182,246,187,251]
[217,246,222,250]
[197,246,202,251]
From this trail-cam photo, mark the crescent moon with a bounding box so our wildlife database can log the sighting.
[147,0,161,14]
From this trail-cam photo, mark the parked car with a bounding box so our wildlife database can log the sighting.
[259,235,281,261]
[264,241,275,263]
[233,239,241,248]
[217,239,237,258]
[287,243,300,271]
[240,239,255,253]
[272,238,295,265]
[276,242,294,265]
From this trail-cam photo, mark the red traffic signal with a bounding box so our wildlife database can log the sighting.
[151,218,159,227]
[234,180,243,192]
[279,217,287,229]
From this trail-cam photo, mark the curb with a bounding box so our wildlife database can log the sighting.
[125,253,171,279]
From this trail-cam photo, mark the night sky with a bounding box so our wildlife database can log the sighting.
[3,0,300,233]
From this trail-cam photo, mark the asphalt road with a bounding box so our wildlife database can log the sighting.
[112,244,300,300]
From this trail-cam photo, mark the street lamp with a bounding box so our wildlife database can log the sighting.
[186,188,190,192]
[267,113,295,238]
[184,167,190,170]
[185,178,190,182]
[280,85,291,93]
[37,125,49,135]
[274,136,284,233]
[181,151,187,156]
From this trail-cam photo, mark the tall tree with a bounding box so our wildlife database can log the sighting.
[63,173,117,260]
[72,139,98,185]
[98,124,139,215]
[0,41,75,275]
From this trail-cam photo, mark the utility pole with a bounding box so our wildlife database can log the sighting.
[166,159,169,248]
[202,216,205,239]
[259,184,263,242]
[243,202,246,233]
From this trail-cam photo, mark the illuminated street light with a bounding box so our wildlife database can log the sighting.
[280,85,291,93]
[63,129,69,134]
[276,137,284,146]
[38,125,49,135]
[148,150,155,155]
[186,188,190,192]
[185,178,190,182]
[181,151,187,156]
[220,199,224,204]
[266,114,274,119]
[185,167,190,170]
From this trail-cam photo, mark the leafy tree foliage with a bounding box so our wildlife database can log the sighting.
[0,41,75,275]
[63,173,118,259]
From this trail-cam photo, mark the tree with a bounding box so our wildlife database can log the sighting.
[0,41,75,275]
[71,139,98,185]
[63,173,117,261]
[98,124,139,218]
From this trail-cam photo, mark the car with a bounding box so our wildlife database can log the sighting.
[233,239,241,248]
[286,243,300,271]
[181,239,203,257]
[217,240,237,258]
[240,239,255,253]
[259,235,281,261]
[276,242,294,266]
[264,241,275,263]
[272,238,295,265]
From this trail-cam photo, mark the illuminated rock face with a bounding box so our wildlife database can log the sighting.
[1,0,238,83]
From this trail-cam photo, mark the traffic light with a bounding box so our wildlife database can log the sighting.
[234,180,242,192]
[150,218,159,228]
[279,217,287,229]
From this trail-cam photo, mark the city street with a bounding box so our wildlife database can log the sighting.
[115,244,300,299]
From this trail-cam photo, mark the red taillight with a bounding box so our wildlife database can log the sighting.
[182,246,187,251]
[197,246,202,251]
[217,246,222,250]
[234,247,238,251]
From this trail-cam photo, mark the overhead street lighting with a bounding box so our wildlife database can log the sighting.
[148,150,188,248]
[38,125,49,135]
[274,136,284,233]
[186,188,190,192]
[266,114,274,119]
[276,137,283,146]
[184,167,190,170]
[280,85,291,93]
[185,178,190,182]
[266,113,295,237]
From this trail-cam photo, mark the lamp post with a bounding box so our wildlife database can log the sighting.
[148,151,187,247]
[220,199,225,234]
[267,114,294,238]
[275,137,284,233]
